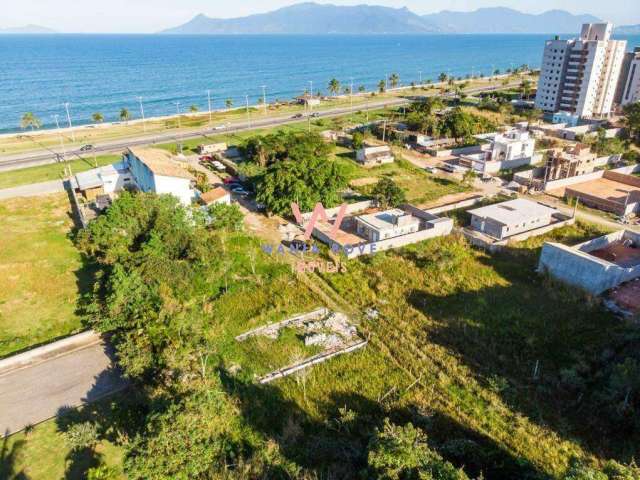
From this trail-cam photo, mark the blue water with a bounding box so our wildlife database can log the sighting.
[1,34,638,133]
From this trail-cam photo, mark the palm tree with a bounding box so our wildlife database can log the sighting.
[189,104,199,113]
[494,68,500,76]
[92,112,104,123]
[520,79,532,99]
[438,72,448,83]
[378,80,386,93]
[343,86,350,95]
[225,99,234,109]
[119,108,130,122]
[20,112,42,131]
[358,85,366,93]
[328,78,341,96]
[389,73,400,89]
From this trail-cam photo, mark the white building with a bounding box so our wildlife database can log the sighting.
[617,48,640,106]
[460,130,537,174]
[355,209,420,242]
[199,187,231,206]
[125,148,197,206]
[535,23,627,118]
[468,198,560,240]
[356,146,395,167]
[73,162,133,198]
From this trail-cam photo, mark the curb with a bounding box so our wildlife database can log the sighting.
[0,330,103,377]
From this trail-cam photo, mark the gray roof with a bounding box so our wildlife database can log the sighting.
[468,199,558,226]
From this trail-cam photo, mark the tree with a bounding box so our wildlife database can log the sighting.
[520,79,532,99]
[20,112,42,130]
[64,422,99,452]
[120,108,130,122]
[241,131,332,168]
[352,131,365,150]
[438,72,448,83]
[367,419,469,480]
[328,78,341,96]
[372,177,406,209]
[378,80,386,93]
[462,169,477,186]
[225,98,234,109]
[358,85,366,93]
[255,142,346,215]
[189,105,199,113]
[92,112,104,123]
[208,203,243,231]
[389,73,400,89]
[623,102,640,144]
[494,68,501,76]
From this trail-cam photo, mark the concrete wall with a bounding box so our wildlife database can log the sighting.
[428,144,485,158]
[339,216,453,259]
[542,162,637,192]
[153,175,195,206]
[538,239,640,295]
[425,195,485,215]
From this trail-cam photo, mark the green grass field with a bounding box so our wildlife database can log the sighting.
[0,154,121,190]
[0,193,89,357]
[1,396,127,480]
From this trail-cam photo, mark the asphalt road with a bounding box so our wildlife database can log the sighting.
[0,97,408,172]
[0,82,515,172]
[0,341,127,436]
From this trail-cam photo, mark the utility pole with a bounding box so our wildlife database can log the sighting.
[261,85,267,114]
[137,96,146,132]
[175,101,181,129]
[207,90,212,125]
[419,70,422,85]
[350,77,354,122]
[52,114,66,162]
[245,95,251,128]
[64,103,75,142]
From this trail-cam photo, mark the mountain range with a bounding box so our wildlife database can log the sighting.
[0,24,56,34]
[161,3,622,35]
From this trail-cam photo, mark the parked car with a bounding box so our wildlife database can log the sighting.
[80,144,94,152]
[223,177,240,184]
[310,113,320,118]
[425,166,438,174]
[213,125,226,130]
[232,188,249,196]
[292,113,304,119]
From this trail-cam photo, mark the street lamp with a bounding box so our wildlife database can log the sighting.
[245,95,251,128]
[138,96,146,132]
[64,102,75,142]
[174,101,181,129]
[261,85,267,114]
[349,77,354,121]
[52,114,66,162]
[207,90,212,124]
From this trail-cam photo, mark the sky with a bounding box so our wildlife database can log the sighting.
[3,0,639,33]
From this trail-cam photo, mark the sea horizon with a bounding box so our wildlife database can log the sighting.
[1,33,638,134]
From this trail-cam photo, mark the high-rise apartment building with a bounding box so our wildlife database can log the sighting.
[535,23,627,118]
[616,47,640,106]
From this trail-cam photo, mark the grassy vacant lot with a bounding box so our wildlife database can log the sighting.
[336,153,469,205]
[0,193,88,357]
[1,396,126,480]
[0,154,120,190]
[299,222,637,477]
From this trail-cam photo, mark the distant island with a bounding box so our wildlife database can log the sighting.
[0,24,56,34]
[161,3,614,35]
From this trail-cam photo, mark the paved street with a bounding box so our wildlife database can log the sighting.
[0,341,127,436]
[0,179,65,200]
[0,82,519,173]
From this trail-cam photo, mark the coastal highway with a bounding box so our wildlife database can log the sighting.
[0,82,519,172]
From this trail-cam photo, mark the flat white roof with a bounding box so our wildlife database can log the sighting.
[468,199,558,226]
[357,208,419,231]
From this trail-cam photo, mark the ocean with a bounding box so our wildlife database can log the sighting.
[1,33,638,133]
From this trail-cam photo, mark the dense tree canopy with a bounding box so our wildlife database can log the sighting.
[241,131,332,168]
[623,102,640,144]
[372,177,406,209]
